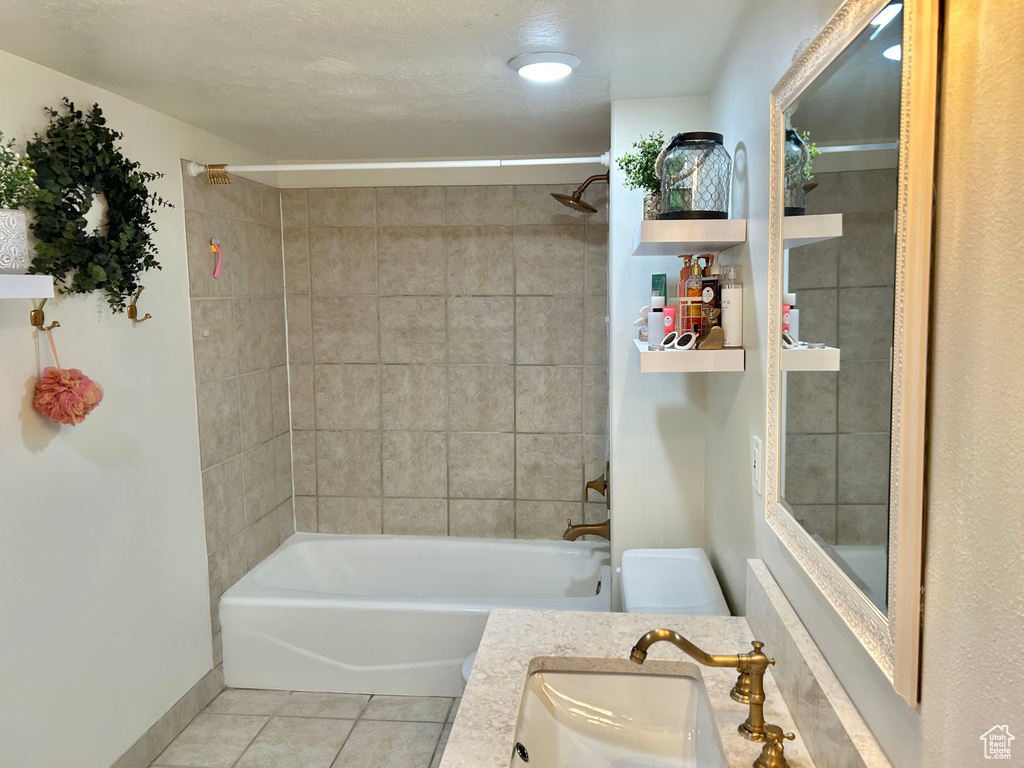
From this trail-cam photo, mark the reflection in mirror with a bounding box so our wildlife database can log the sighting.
[779,4,903,613]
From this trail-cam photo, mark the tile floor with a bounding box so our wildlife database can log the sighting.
[150,689,458,768]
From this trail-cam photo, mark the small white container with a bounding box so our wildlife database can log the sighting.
[647,307,665,349]
[720,266,743,348]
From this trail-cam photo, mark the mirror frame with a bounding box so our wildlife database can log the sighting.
[764,0,939,705]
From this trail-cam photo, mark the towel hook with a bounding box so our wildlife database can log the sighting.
[29,298,59,330]
[127,286,152,323]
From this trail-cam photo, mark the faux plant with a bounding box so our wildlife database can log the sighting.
[0,131,40,209]
[616,130,665,194]
[26,99,171,312]
[801,130,822,181]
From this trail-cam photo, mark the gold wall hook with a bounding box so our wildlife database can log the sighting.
[127,286,152,323]
[29,298,48,329]
[45,320,60,331]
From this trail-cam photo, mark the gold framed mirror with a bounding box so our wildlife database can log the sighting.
[764,0,939,705]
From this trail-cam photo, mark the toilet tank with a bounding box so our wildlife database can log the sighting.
[621,548,731,616]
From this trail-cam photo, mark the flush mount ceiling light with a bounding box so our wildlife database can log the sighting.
[509,52,581,82]
[869,2,903,39]
[883,44,903,61]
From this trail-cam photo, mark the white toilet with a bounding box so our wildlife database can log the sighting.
[620,548,730,616]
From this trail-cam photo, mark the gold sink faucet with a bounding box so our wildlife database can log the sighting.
[629,629,775,742]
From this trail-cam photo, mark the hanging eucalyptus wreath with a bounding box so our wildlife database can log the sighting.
[26,99,171,312]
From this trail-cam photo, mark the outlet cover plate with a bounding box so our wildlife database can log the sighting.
[751,435,763,495]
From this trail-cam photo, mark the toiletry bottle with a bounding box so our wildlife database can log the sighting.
[685,258,704,333]
[663,304,677,337]
[652,274,667,301]
[721,265,743,348]
[647,296,666,349]
[783,292,799,341]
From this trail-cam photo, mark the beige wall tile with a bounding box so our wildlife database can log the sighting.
[317,431,382,497]
[515,224,585,296]
[515,366,583,433]
[312,296,379,363]
[181,159,229,216]
[286,296,312,363]
[584,502,608,524]
[515,185,590,225]
[836,504,888,545]
[378,226,446,295]
[380,296,446,364]
[318,497,382,534]
[233,298,270,374]
[309,227,378,295]
[226,178,263,223]
[294,496,318,532]
[448,500,515,538]
[838,211,896,288]
[447,365,514,432]
[583,365,608,435]
[267,297,287,366]
[263,225,285,298]
[795,288,838,348]
[245,508,279,568]
[280,189,308,227]
[381,365,447,431]
[784,434,837,505]
[202,455,245,552]
[583,434,608,502]
[186,211,233,298]
[260,186,282,227]
[789,238,839,290]
[197,377,241,469]
[307,187,376,227]
[234,716,354,768]
[516,434,583,501]
[516,501,582,539]
[376,186,446,226]
[191,299,237,384]
[276,500,294,543]
[207,531,247,600]
[448,432,514,499]
[445,186,514,226]
[837,168,898,213]
[283,227,310,296]
[785,371,837,434]
[791,504,838,544]
[447,297,514,365]
[583,296,607,366]
[238,369,274,450]
[292,431,318,496]
[383,431,447,498]
[230,218,267,297]
[243,441,278,523]
[383,498,449,535]
[837,433,890,504]
[584,224,608,297]
[838,286,893,361]
[446,225,514,295]
[289,363,315,430]
[516,297,583,364]
[315,364,381,430]
[270,365,290,436]
[274,433,292,506]
[837,361,892,433]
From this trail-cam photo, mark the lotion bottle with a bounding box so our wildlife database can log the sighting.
[721,266,743,348]
[647,296,666,349]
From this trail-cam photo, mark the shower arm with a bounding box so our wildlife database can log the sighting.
[574,173,609,196]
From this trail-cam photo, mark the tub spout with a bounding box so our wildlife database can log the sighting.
[562,518,610,541]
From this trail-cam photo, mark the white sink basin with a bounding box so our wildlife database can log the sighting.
[511,668,728,768]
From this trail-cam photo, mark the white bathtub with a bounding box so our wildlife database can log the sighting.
[221,533,611,696]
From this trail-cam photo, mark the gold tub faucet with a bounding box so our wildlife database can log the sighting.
[629,629,775,743]
[562,518,610,541]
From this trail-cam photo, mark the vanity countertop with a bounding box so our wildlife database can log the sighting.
[440,609,816,768]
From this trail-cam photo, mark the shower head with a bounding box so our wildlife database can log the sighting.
[551,173,609,214]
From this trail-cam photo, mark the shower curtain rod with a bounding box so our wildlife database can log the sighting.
[187,152,610,177]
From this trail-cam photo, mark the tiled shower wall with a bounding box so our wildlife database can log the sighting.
[784,168,896,546]
[181,163,293,664]
[281,184,609,538]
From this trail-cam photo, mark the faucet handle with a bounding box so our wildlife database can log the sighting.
[753,725,796,768]
[751,640,776,665]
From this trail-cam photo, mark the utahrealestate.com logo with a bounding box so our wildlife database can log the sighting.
[980,726,1015,759]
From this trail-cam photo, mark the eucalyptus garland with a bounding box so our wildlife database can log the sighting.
[26,99,170,312]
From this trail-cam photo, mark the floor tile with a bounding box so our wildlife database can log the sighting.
[360,695,452,722]
[235,717,354,768]
[154,714,267,768]
[205,689,291,716]
[447,699,460,723]
[332,721,442,768]
[430,723,453,768]
[277,691,369,719]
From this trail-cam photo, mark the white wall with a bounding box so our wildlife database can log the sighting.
[0,50,269,768]
[608,97,711,595]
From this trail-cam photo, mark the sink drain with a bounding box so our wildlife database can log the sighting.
[515,742,529,762]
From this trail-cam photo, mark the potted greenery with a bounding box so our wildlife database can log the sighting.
[0,131,39,272]
[616,130,665,219]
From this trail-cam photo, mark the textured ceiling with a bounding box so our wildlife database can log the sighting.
[0,0,752,160]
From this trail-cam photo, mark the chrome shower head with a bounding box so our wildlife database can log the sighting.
[551,172,608,214]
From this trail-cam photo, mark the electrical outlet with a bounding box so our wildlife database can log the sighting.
[751,436,763,495]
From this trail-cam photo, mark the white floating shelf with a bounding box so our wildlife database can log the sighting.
[634,339,745,372]
[0,274,54,300]
[632,219,747,256]
[783,213,843,248]
[781,346,841,371]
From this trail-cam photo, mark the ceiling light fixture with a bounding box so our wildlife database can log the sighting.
[509,52,581,82]
[869,2,903,39]
[883,44,903,61]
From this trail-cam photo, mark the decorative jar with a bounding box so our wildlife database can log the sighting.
[0,208,30,272]
[643,191,661,220]
[784,129,809,215]
[657,132,732,219]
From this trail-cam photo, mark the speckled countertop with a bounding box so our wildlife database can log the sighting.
[441,609,816,768]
